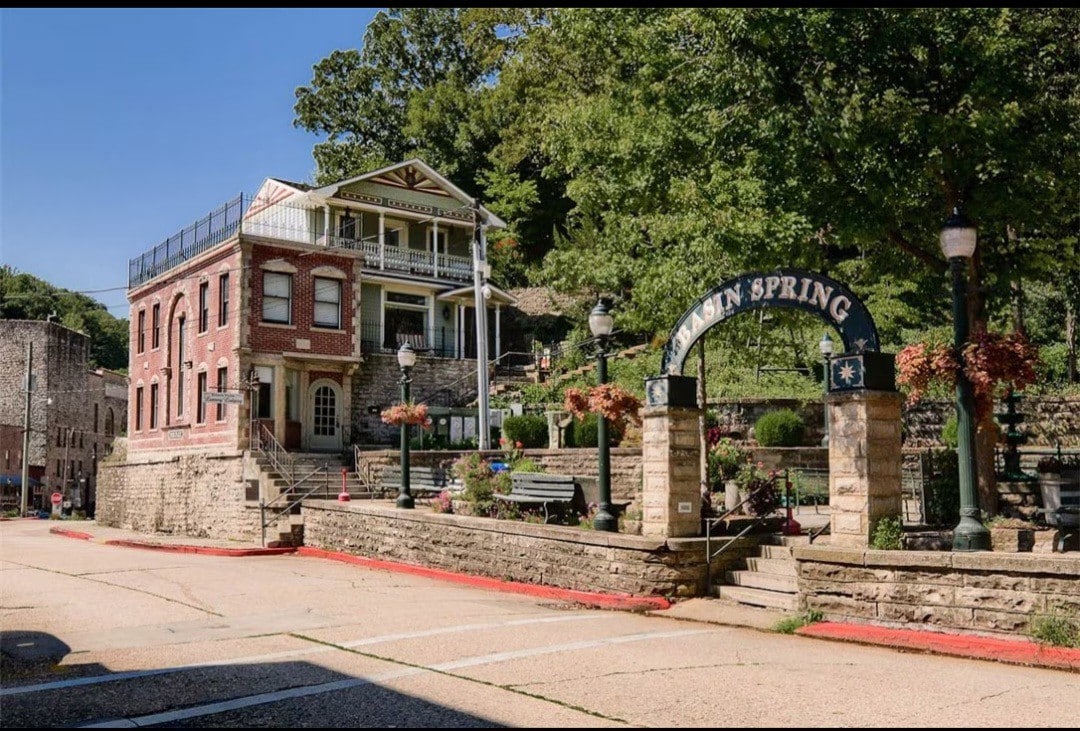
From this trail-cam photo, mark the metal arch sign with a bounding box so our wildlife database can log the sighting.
[660,268,881,376]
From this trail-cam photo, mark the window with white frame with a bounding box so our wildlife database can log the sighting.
[383,291,428,350]
[313,277,342,329]
[262,272,292,324]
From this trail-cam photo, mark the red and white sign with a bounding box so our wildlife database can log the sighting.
[51,492,63,506]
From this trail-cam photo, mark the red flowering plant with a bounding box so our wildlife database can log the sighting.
[380,401,432,430]
[896,328,1040,416]
[563,384,643,429]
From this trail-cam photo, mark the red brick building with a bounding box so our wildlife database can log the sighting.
[125,159,513,455]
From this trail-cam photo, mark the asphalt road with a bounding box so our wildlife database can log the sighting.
[2,519,1078,728]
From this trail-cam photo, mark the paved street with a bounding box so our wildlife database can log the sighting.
[2,519,1078,728]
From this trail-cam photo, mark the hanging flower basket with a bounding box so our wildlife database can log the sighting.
[380,402,432,430]
[563,384,642,428]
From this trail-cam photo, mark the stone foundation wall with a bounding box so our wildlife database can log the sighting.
[96,446,260,541]
[302,500,755,597]
[795,545,1080,636]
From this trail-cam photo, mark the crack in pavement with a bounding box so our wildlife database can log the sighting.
[509,660,773,687]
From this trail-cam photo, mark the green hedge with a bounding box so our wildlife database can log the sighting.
[567,413,623,448]
[753,409,806,447]
[941,414,958,449]
[502,414,549,448]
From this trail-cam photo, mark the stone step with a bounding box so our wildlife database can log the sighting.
[715,585,799,611]
[725,570,798,593]
[762,535,810,547]
[744,557,798,576]
[758,545,793,559]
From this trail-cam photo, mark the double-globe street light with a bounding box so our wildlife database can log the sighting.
[940,208,990,551]
[589,299,617,532]
[396,342,417,510]
[819,332,834,447]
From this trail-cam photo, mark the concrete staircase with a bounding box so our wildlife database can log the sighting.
[254,452,380,547]
[715,535,804,611]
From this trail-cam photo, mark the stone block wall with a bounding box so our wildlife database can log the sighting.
[96,443,260,541]
[302,500,753,597]
[351,354,478,444]
[904,396,1080,447]
[795,545,1080,636]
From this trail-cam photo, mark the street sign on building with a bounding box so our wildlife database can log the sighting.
[202,391,244,405]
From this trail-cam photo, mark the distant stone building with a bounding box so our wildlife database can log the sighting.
[0,320,128,513]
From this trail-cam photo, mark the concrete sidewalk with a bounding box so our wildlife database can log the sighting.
[35,518,1080,673]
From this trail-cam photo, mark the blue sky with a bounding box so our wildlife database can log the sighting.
[1,8,380,317]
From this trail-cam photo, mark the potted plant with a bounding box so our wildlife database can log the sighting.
[1037,455,1067,527]
[707,438,746,513]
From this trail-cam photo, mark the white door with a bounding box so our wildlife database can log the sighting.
[309,381,342,452]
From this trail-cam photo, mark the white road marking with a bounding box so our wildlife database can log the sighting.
[1,613,604,697]
[76,628,710,727]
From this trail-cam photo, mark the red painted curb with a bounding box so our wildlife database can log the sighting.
[797,621,1080,672]
[49,527,94,541]
[296,546,671,611]
[103,539,296,557]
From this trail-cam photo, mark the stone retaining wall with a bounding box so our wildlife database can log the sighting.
[795,545,1080,636]
[96,446,260,541]
[302,500,755,597]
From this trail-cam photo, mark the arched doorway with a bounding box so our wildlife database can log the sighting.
[308,380,343,452]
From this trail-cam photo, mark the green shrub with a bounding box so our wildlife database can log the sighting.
[773,609,825,634]
[567,413,624,448]
[1030,610,1080,648]
[870,515,904,550]
[941,414,958,449]
[753,409,806,447]
[511,457,543,474]
[502,414,549,448]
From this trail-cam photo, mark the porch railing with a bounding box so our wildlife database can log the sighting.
[359,323,460,358]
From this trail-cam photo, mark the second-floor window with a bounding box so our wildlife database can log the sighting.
[262,272,292,324]
[137,310,146,353]
[196,371,207,424]
[149,384,158,429]
[338,212,357,241]
[218,273,229,327]
[135,387,143,431]
[198,282,209,333]
[151,303,160,349]
[176,315,186,417]
[313,277,342,329]
[216,366,227,421]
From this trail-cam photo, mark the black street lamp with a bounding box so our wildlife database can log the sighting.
[396,342,417,510]
[819,332,833,447]
[940,207,990,551]
[589,299,617,532]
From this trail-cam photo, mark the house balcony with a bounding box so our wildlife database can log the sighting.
[128,193,476,290]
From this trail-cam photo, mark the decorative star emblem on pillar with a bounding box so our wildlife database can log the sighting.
[839,363,857,384]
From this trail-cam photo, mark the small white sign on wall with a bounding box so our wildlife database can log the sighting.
[677,501,692,514]
[450,416,463,442]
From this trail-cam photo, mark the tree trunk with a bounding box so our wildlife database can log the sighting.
[697,338,709,512]
[1010,278,1025,336]
[968,252,999,516]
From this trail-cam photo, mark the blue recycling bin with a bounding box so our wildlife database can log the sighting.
[490,462,509,474]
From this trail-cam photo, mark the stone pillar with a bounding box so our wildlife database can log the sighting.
[827,390,903,547]
[642,404,702,538]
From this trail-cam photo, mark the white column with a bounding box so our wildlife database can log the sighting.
[457,304,465,359]
[495,304,502,360]
[323,205,331,246]
[378,211,385,269]
[433,220,440,279]
[473,230,491,450]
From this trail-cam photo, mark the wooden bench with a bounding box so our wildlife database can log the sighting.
[495,473,587,523]
[380,466,453,497]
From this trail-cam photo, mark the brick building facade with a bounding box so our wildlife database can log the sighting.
[0,320,127,512]
[123,159,513,456]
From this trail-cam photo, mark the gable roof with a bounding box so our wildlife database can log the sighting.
[309,159,507,228]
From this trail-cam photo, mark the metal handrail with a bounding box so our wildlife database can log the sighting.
[258,464,332,546]
[704,477,779,594]
[353,445,378,493]
[255,423,294,485]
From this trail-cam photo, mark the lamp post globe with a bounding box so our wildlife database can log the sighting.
[819,332,833,447]
[940,207,989,551]
[589,298,617,532]
[396,342,416,510]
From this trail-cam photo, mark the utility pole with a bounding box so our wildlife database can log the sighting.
[20,341,32,516]
[472,205,492,450]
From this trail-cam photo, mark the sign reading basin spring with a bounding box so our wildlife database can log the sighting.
[660,268,881,376]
